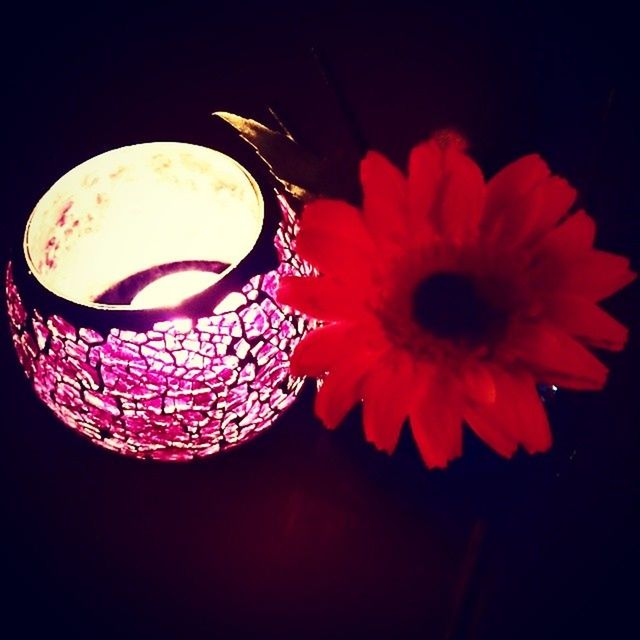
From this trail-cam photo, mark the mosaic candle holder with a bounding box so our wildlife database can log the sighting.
[6,142,314,460]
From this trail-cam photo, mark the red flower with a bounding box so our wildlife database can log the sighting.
[277,134,636,468]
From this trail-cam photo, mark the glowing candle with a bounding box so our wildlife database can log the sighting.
[7,142,315,460]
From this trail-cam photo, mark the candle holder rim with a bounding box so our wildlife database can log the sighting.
[11,140,284,331]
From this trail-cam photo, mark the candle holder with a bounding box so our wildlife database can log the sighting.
[6,141,315,460]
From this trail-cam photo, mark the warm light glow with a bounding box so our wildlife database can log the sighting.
[23,142,264,309]
[168,317,193,333]
[131,270,222,308]
[213,291,248,314]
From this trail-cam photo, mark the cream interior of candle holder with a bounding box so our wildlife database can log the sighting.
[24,142,264,310]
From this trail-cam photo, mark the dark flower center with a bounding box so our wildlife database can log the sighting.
[412,272,507,344]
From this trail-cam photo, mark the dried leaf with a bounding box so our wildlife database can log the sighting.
[213,111,360,204]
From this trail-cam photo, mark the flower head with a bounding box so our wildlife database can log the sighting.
[277,134,636,468]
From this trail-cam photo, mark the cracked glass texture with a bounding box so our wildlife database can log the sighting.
[6,195,315,460]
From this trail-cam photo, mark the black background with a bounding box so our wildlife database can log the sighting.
[1,3,638,638]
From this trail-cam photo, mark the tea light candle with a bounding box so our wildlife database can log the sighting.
[6,142,314,460]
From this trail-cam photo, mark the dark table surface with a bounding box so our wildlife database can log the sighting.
[1,4,638,638]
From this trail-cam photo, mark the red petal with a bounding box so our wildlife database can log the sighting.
[538,209,596,254]
[512,322,609,390]
[493,370,552,453]
[314,349,375,429]
[301,199,373,249]
[407,140,442,236]
[528,231,634,301]
[483,154,550,232]
[437,149,486,242]
[524,176,577,242]
[277,275,367,322]
[408,139,486,243]
[462,364,496,405]
[484,152,577,246]
[360,151,409,245]
[362,349,414,453]
[545,294,629,351]
[463,409,518,458]
[296,199,376,278]
[560,249,636,301]
[289,322,357,377]
[465,370,551,455]
[409,369,463,469]
[499,176,577,246]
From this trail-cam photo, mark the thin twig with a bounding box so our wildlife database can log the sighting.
[310,45,369,156]
[267,106,296,142]
[445,519,488,640]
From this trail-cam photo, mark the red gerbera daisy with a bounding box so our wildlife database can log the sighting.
[277,133,636,468]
